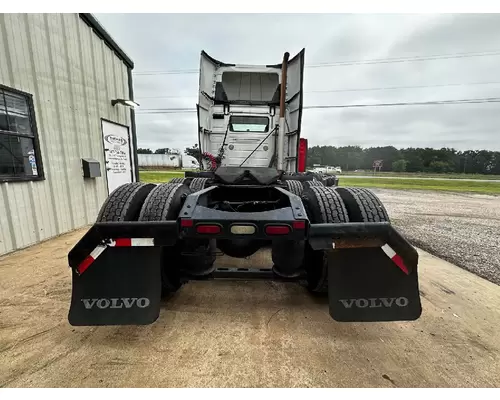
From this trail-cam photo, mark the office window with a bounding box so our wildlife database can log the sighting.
[0,85,43,182]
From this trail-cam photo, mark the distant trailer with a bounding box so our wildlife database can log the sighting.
[138,154,199,170]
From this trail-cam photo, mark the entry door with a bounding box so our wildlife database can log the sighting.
[101,119,133,194]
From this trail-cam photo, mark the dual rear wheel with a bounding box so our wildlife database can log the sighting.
[96,181,214,297]
[96,180,390,297]
[299,185,389,294]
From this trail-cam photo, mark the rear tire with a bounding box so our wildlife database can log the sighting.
[272,240,305,278]
[169,177,187,184]
[302,186,349,226]
[285,179,303,196]
[334,187,389,222]
[190,177,209,192]
[139,183,192,296]
[139,183,192,221]
[139,183,216,292]
[301,186,349,294]
[96,182,156,222]
[302,180,324,190]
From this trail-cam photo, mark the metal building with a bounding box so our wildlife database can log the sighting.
[0,13,139,256]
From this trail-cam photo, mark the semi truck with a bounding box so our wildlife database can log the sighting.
[66,49,422,326]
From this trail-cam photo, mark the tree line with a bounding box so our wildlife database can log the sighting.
[307,146,500,174]
[138,145,202,159]
[137,148,175,155]
[138,145,500,174]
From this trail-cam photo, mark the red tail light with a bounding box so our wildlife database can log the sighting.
[298,138,308,173]
[196,224,221,234]
[181,219,193,228]
[292,220,306,230]
[265,225,291,235]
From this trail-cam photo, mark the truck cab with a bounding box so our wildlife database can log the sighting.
[196,50,305,172]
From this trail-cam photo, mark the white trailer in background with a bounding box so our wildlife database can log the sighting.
[138,154,200,170]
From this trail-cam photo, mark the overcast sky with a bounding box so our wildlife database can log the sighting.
[95,13,500,152]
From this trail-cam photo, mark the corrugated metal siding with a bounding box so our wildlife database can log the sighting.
[0,13,134,255]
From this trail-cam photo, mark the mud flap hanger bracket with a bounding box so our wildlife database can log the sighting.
[308,222,418,275]
[68,221,179,271]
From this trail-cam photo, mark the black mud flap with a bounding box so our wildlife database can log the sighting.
[308,222,422,322]
[68,246,162,326]
[327,247,422,322]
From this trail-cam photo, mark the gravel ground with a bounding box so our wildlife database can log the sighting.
[372,189,500,286]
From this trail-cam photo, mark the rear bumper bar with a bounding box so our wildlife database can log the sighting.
[309,222,417,275]
[69,220,417,275]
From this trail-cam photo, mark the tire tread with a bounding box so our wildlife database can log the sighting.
[96,182,156,222]
[190,177,208,192]
[301,186,349,293]
[335,187,389,222]
[139,183,188,221]
[169,177,186,184]
[285,179,303,196]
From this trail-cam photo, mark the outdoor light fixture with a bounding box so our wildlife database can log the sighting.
[111,99,140,109]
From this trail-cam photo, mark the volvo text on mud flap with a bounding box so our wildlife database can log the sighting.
[81,298,151,310]
[338,297,410,309]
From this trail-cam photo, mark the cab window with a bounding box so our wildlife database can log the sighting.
[229,116,269,133]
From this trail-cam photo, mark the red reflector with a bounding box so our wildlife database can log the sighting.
[77,255,94,275]
[392,254,409,275]
[181,219,193,228]
[114,238,132,247]
[265,225,290,235]
[298,138,308,173]
[196,225,221,234]
[293,221,306,230]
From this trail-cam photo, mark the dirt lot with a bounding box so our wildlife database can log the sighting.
[374,189,500,285]
[1,226,500,388]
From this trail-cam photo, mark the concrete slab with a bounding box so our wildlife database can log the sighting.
[0,228,499,388]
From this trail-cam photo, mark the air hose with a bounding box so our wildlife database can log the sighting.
[201,152,219,171]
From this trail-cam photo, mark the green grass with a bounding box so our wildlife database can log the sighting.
[340,177,500,194]
[139,170,185,183]
[139,170,500,195]
[343,171,500,180]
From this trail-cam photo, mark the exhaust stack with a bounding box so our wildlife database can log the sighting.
[277,51,290,171]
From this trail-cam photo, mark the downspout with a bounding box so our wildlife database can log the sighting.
[277,52,290,172]
[127,67,140,182]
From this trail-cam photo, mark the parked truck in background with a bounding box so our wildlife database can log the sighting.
[310,165,342,175]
